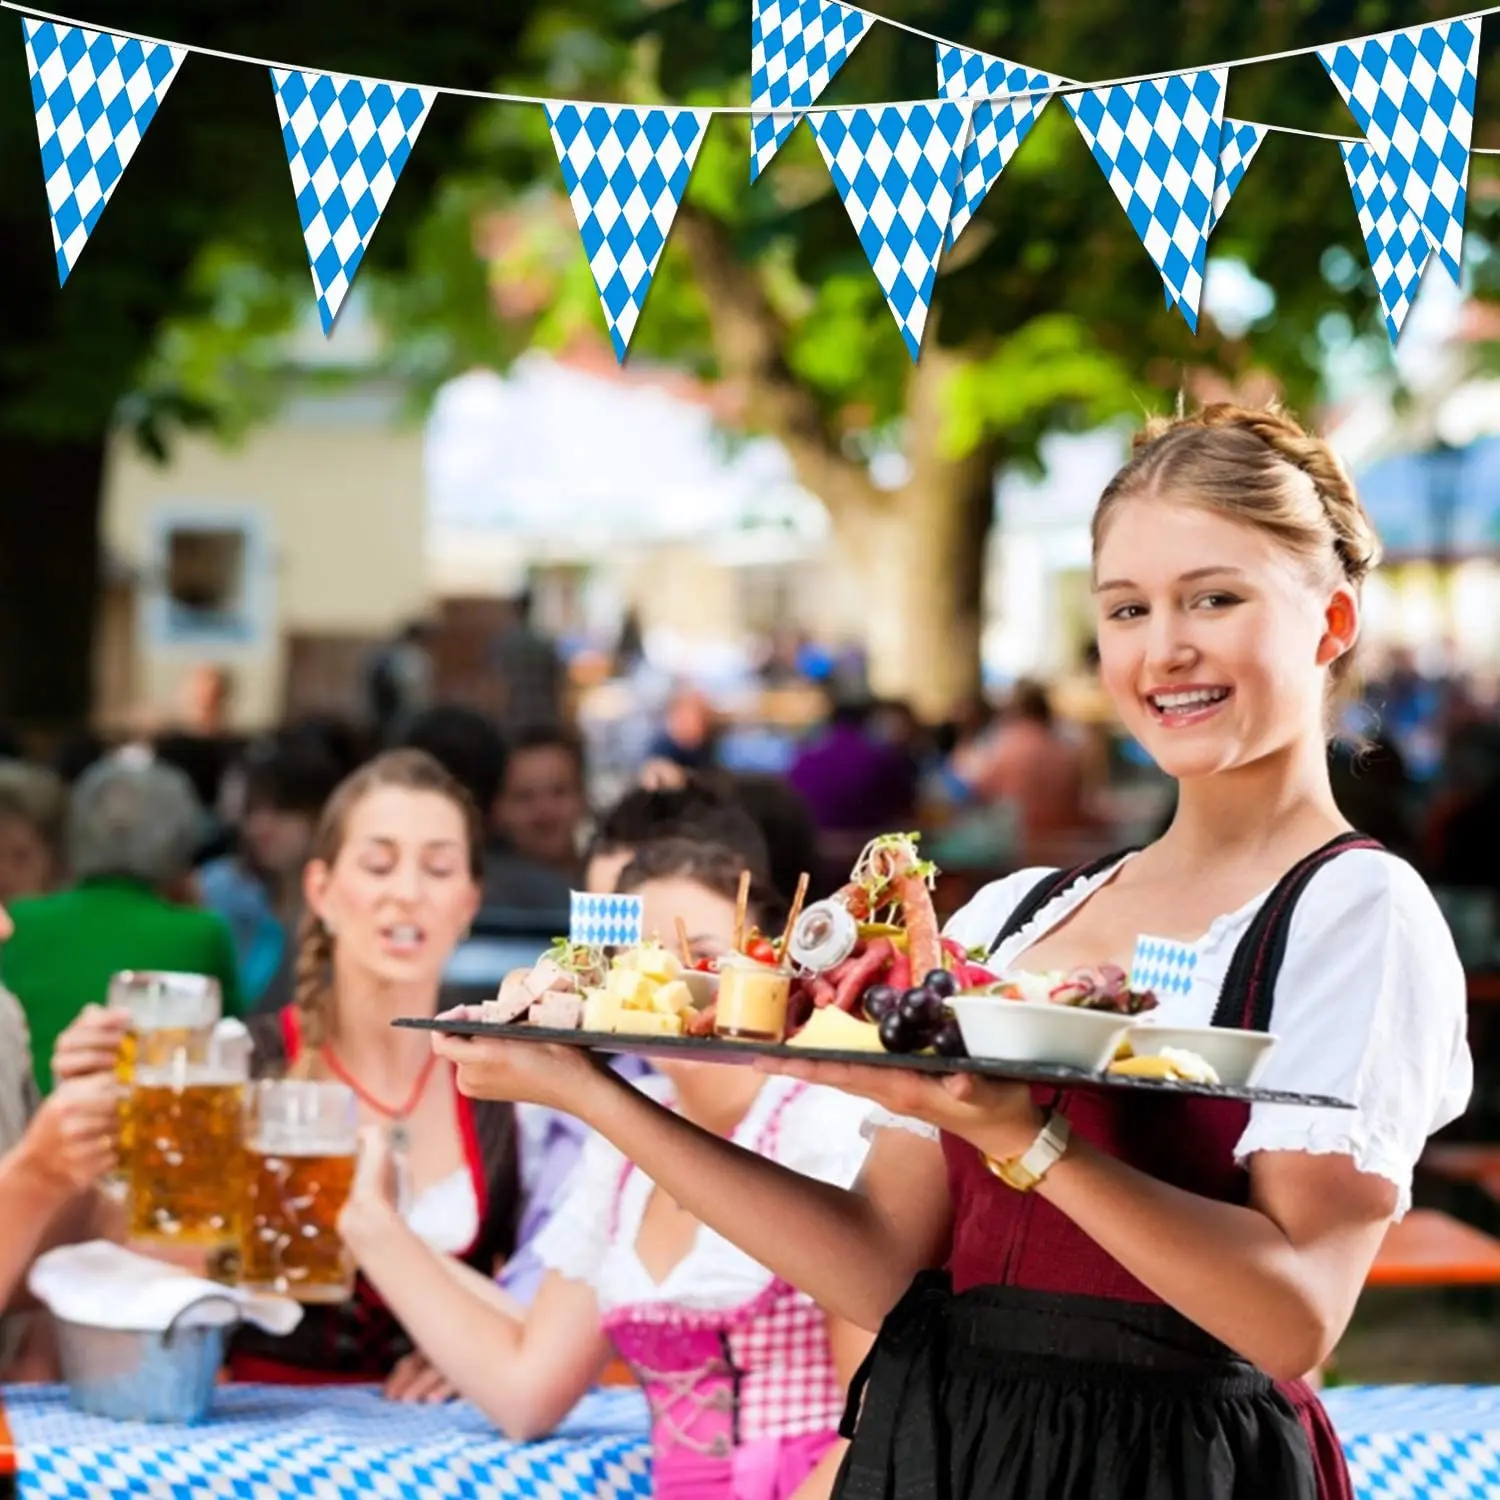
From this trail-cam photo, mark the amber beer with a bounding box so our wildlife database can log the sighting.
[109,972,221,1182]
[239,1081,359,1304]
[127,1065,247,1248]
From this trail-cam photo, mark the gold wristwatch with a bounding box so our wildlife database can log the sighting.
[981,1110,1072,1192]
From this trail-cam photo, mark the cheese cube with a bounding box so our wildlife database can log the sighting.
[631,943,679,982]
[606,967,655,1008]
[615,1010,686,1037]
[581,988,618,1033]
[649,979,694,1016]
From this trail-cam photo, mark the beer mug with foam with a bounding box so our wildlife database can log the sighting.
[239,1080,360,1303]
[126,1017,248,1250]
[109,971,222,1187]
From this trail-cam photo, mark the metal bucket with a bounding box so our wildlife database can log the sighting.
[53,1297,236,1424]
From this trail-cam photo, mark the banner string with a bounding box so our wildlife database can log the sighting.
[5,0,1498,151]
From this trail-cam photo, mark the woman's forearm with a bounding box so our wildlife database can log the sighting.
[1030,1137,1387,1378]
[0,1153,74,1311]
[583,1076,947,1331]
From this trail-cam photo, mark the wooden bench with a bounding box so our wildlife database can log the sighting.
[1367,1208,1500,1288]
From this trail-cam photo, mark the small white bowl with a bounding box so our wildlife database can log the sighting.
[950,998,1133,1072]
[1122,1024,1278,1088]
[678,969,721,1009]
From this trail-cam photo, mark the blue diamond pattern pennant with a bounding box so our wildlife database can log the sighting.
[271,69,435,334]
[750,0,874,181]
[1339,139,1432,341]
[22,18,186,285]
[1065,70,1227,332]
[1164,117,1268,313]
[1130,933,1200,999]
[1318,20,1480,286]
[1209,117,1267,235]
[571,891,645,949]
[935,44,1063,249]
[545,103,710,362]
[808,100,972,361]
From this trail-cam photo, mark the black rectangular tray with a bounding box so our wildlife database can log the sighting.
[394,1016,1353,1109]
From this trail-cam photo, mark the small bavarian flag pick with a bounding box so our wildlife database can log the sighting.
[1129,934,1200,1000]
[570,891,645,949]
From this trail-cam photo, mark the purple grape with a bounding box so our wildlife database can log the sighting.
[924,969,958,999]
[878,1009,917,1053]
[861,984,900,1023]
[933,1017,967,1058]
[899,986,941,1026]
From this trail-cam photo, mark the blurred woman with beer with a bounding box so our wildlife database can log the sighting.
[339,839,875,1500]
[235,749,523,1384]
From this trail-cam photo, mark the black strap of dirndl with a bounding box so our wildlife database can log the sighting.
[1210,831,1384,1033]
[984,850,1137,959]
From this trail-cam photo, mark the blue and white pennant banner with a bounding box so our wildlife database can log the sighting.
[808,100,972,361]
[571,891,645,949]
[1319,20,1480,291]
[271,70,436,334]
[750,0,874,181]
[1338,141,1432,341]
[1162,117,1268,312]
[935,44,1064,249]
[1065,70,1228,333]
[545,103,711,362]
[22,17,186,285]
[1209,118,1267,236]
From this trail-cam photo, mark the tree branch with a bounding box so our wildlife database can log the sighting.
[672,207,883,522]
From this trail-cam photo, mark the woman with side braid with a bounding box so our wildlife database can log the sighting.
[235,750,523,1387]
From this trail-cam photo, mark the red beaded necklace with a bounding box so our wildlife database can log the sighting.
[320,1044,439,1154]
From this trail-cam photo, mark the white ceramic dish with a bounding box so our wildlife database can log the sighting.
[950,997,1132,1072]
[1122,1024,1278,1088]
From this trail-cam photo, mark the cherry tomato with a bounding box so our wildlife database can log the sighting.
[746,936,778,964]
[692,957,718,972]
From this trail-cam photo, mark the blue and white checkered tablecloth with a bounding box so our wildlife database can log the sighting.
[4,1383,651,1500]
[1325,1386,1500,1498]
[4,1381,1496,1498]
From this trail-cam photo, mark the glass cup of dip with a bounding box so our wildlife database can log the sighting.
[714,955,792,1043]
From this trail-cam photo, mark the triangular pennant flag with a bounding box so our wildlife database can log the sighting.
[1339,140,1432,342]
[1208,118,1267,235]
[750,0,874,181]
[1319,20,1479,284]
[22,18,186,285]
[1163,118,1268,316]
[808,101,971,361]
[935,44,1064,249]
[1065,70,1227,332]
[271,70,436,333]
[545,103,710,362]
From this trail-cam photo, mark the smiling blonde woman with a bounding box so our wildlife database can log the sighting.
[431,405,1471,1500]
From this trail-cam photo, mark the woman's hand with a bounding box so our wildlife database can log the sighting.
[753,1056,1045,1161]
[51,1005,130,1083]
[339,1126,403,1248]
[15,1074,121,1198]
[385,1350,459,1404]
[430,1032,611,1117]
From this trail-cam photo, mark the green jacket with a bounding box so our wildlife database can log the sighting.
[2,877,244,1093]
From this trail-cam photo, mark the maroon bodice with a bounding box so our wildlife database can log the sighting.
[944,1085,1251,1299]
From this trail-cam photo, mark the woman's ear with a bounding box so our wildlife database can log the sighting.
[303,858,332,928]
[1317,585,1360,668]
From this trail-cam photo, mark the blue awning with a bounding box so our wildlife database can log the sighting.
[1356,437,1500,560]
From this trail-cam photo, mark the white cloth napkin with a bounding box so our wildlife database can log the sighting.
[27,1241,303,1335]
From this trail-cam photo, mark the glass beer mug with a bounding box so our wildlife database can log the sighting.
[108,971,222,1187]
[126,1018,248,1250]
[239,1080,360,1304]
